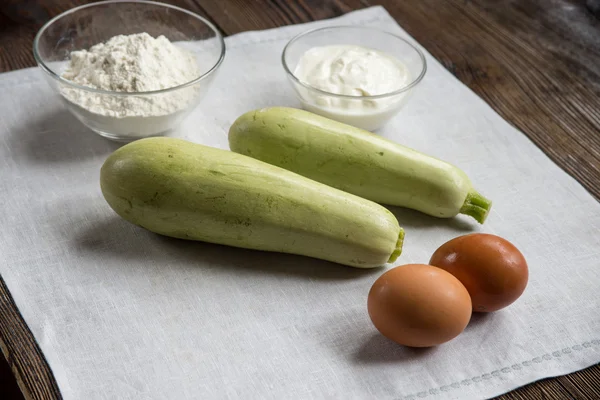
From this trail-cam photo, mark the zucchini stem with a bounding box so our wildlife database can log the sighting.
[387,227,404,263]
[460,191,492,224]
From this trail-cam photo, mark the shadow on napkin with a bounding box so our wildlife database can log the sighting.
[314,312,438,364]
[10,109,120,164]
[387,206,478,232]
[316,309,505,367]
[353,333,437,364]
[75,215,383,281]
[466,312,496,331]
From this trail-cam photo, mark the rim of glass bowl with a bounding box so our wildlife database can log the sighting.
[33,0,226,96]
[282,25,427,100]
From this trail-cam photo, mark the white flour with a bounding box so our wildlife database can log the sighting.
[60,33,202,139]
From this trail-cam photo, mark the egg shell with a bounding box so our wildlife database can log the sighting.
[429,233,529,312]
[367,264,472,347]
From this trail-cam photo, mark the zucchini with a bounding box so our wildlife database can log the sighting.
[228,107,492,223]
[100,137,404,268]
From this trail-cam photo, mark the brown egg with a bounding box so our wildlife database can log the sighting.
[367,264,472,347]
[429,233,528,312]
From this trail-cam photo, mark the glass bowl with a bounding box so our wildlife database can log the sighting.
[33,0,225,142]
[282,26,426,131]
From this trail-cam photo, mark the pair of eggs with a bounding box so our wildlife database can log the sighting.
[367,233,529,347]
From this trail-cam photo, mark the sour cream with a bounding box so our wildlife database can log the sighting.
[293,45,412,131]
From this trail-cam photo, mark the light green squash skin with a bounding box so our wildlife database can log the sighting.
[100,137,403,268]
[228,107,491,222]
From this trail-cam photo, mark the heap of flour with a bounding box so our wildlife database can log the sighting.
[61,33,201,118]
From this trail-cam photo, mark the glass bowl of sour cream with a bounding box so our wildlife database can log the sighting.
[282,26,426,131]
[33,0,225,142]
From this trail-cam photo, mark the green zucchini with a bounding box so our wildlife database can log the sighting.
[100,137,404,268]
[228,107,492,223]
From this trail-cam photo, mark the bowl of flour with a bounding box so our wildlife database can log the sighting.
[33,0,225,142]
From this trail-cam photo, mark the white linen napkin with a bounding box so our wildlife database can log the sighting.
[0,6,598,400]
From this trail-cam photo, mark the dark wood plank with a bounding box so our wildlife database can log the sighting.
[0,276,61,400]
[490,365,600,400]
[0,0,599,399]
[367,1,600,398]
[493,377,579,400]
[0,0,213,72]
[372,0,600,202]
[0,345,25,400]
[191,0,368,34]
[556,364,600,399]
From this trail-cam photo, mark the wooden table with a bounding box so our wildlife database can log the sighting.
[1,1,599,399]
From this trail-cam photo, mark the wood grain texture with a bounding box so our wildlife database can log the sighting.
[0,0,212,73]
[0,0,599,399]
[191,0,368,34]
[373,0,600,202]
[0,342,25,400]
[0,276,61,400]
